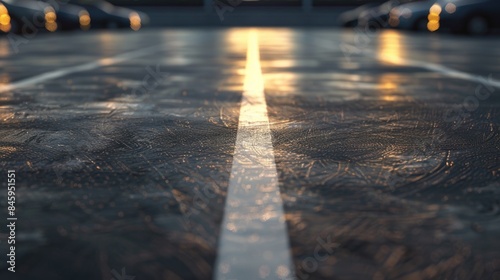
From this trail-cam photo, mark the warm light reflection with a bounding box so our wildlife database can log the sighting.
[263,73,299,93]
[382,95,398,102]
[0,73,10,85]
[224,28,251,54]
[377,31,405,65]
[259,29,302,94]
[379,81,398,90]
[377,74,401,102]
[0,146,16,157]
[220,29,254,92]
[0,39,10,56]
[97,32,119,56]
[99,58,115,67]
[241,29,268,124]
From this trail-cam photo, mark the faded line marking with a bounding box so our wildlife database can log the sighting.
[214,30,294,280]
[372,46,500,88]
[0,45,162,93]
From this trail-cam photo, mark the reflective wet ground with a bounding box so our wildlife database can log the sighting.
[0,28,499,280]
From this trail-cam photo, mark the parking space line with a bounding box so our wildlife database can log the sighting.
[214,30,294,280]
[0,45,163,93]
[377,52,500,88]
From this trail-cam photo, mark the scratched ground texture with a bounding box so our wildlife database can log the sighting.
[0,29,499,280]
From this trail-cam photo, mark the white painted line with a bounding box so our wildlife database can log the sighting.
[0,45,163,93]
[376,48,500,89]
[215,30,294,280]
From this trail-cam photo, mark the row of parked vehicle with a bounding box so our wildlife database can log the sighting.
[339,0,500,35]
[0,0,149,34]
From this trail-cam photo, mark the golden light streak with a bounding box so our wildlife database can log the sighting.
[242,29,268,124]
[378,31,405,65]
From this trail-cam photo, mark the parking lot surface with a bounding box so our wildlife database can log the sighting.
[0,28,499,280]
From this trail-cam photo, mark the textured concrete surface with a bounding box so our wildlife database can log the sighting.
[0,28,499,279]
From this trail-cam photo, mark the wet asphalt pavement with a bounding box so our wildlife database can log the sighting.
[0,28,499,280]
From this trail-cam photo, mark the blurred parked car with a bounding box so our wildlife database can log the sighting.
[40,0,91,30]
[440,0,500,34]
[341,0,426,29]
[0,1,11,33]
[389,0,465,31]
[338,1,385,27]
[388,0,445,31]
[390,0,500,34]
[67,0,148,30]
[1,0,56,33]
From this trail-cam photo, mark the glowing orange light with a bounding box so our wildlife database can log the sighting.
[427,4,441,32]
[428,13,440,21]
[45,11,57,23]
[0,14,10,25]
[129,12,141,31]
[427,20,440,32]
[0,4,10,32]
[79,11,91,28]
[45,22,57,32]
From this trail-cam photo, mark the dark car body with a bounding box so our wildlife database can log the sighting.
[390,0,500,34]
[40,0,91,30]
[67,0,148,30]
[389,0,447,31]
[440,0,500,34]
[356,0,427,29]
[338,2,385,27]
[1,0,55,33]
